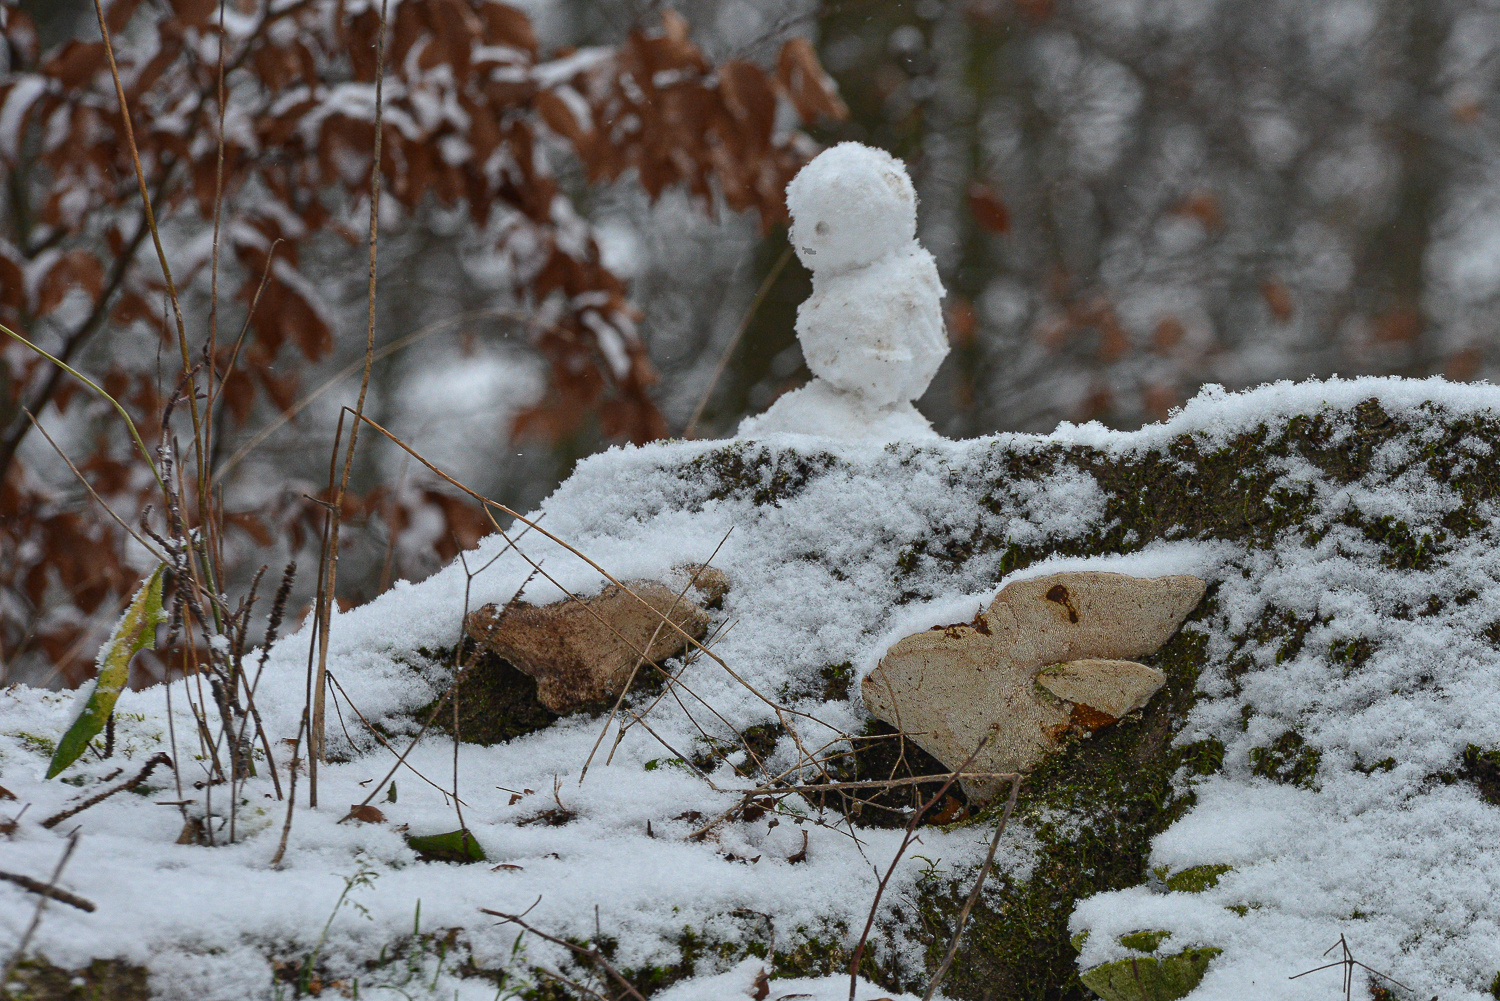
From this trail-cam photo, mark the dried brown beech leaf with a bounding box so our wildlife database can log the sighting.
[863,572,1204,802]
[348,804,386,824]
[467,580,715,713]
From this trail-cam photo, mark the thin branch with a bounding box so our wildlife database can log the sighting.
[22,408,165,561]
[922,775,1022,1001]
[311,0,391,770]
[0,831,80,987]
[580,531,731,783]
[848,735,998,1001]
[0,322,164,489]
[91,0,204,475]
[479,907,647,1001]
[211,307,532,485]
[41,752,173,829]
[683,243,792,438]
[342,409,839,734]
[0,871,96,912]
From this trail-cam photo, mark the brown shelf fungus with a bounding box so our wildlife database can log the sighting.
[863,571,1205,802]
[467,566,728,714]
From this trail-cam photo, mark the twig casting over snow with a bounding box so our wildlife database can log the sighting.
[922,774,1023,1001]
[0,870,96,913]
[0,831,81,987]
[847,734,1006,1001]
[480,904,647,1001]
[40,752,173,829]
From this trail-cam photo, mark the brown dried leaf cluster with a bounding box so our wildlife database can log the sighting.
[0,1,844,684]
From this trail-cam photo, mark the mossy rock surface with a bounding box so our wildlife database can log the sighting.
[1078,946,1222,1001]
[465,397,1500,1000]
[641,398,1500,1000]
[4,960,149,1001]
[16,388,1500,1001]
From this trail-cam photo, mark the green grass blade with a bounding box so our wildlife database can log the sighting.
[47,564,168,779]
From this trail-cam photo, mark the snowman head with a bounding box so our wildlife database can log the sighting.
[786,142,917,275]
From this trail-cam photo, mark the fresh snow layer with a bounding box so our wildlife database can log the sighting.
[3,376,1500,998]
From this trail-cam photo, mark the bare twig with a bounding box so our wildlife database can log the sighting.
[337,530,540,823]
[270,711,307,867]
[211,308,532,485]
[479,906,647,1001]
[343,409,838,733]
[683,243,793,438]
[847,735,1000,1001]
[22,409,166,561]
[0,832,80,987]
[91,0,203,476]
[579,530,732,783]
[1288,934,1411,1000]
[310,0,392,774]
[325,672,469,803]
[922,775,1022,1001]
[40,752,173,829]
[0,871,96,913]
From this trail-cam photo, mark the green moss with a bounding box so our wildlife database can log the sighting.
[9,731,57,756]
[1250,731,1321,788]
[1463,745,1500,806]
[1117,930,1173,953]
[918,625,1211,1001]
[373,399,1500,999]
[1078,947,1222,1001]
[1164,865,1232,893]
[680,442,839,508]
[1178,738,1225,777]
[1329,637,1374,676]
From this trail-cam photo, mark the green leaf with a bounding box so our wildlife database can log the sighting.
[405,829,487,864]
[47,565,168,779]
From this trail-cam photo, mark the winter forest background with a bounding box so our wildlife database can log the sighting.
[2,0,1496,689]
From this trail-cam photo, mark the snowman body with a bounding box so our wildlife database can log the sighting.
[797,245,946,407]
[738,142,948,442]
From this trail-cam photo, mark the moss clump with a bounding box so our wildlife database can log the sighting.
[917,625,1211,1001]
[3,959,148,1001]
[1329,637,1374,676]
[621,401,1500,999]
[1078,946,1222,1001]
[1250,731,1321,788]
[1463,745,1500,806]
[1117,930,1173,952]
[680,442,839,508]
[414,643,558,746]
[1164,864,1232,893]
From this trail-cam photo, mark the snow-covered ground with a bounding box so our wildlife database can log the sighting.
[5,376,1500,999]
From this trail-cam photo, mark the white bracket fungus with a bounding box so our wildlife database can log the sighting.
[863,571,1206,802]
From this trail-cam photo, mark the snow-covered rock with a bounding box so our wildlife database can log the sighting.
[738,142,948,442]
[8,377,1500,1000]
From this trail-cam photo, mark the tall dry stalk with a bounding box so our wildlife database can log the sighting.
[308,0,392,803]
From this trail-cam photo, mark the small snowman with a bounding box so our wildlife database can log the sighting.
[738,142,947,441]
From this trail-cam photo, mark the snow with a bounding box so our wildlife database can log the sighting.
[7,376,1500,997]
[739,143,948,441]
